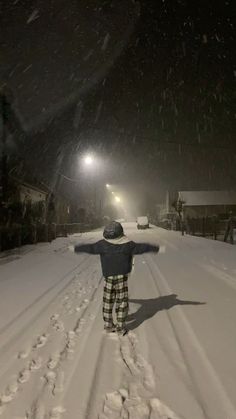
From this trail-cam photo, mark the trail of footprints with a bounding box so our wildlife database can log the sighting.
[0,268,181,419]
[99,332,182,419]
[0,274,96,418]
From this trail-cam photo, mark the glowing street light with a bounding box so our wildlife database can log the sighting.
[83,154,93,165]
[106,183,110,188]
[115,196,121,203]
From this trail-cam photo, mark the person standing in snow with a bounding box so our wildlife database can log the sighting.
[70,221,159,335]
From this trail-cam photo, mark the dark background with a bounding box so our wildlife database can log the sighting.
[1,0,235,210]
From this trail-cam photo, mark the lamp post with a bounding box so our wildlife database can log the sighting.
[83,154,97,213]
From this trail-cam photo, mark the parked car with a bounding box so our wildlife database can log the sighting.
[137,216,149,229]
[158,212,177,230]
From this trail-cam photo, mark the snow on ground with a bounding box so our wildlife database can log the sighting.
[0,223,236,419]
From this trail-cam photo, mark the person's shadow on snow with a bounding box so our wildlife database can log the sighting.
[127,294,206,330]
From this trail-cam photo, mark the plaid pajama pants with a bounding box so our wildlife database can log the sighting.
[103,275,129,329]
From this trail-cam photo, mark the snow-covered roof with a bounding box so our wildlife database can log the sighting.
[178,191,236,206]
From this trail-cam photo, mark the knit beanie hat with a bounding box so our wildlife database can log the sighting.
[103,221,124,239]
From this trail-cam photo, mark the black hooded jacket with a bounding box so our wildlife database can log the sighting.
[74,239,159,277]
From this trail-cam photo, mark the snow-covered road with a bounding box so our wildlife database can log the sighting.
[0,223,236,419]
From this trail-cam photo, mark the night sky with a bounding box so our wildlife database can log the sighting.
[1,0,236,205]
[80,0,236,193]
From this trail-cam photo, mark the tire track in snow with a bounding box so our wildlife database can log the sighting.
[0,254,90,336]
[146,254,236,419]
[0,259,96,383]
[199,263,236,292]
[0,255,91,353]
[151,228,236,293]
[83,335,111,419]
[137,257,207,418]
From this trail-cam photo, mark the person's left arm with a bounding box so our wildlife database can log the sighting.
[70,240,103,254]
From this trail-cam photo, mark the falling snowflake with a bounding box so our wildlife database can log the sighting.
[101,33,110,51]
[27,10,40,24]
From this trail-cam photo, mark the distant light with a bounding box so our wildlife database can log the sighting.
[115,196,121,203]
[106,184,110,188]
[84,155,93,165]
[111,191,115,195]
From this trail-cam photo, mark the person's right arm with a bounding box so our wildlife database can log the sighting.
[73,241,103,254]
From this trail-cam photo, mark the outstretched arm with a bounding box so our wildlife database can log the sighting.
[73,242,101,255]
[132,242,159,255]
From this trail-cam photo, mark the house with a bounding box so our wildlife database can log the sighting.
[178,191,236,218]
[11,180,49,224]
[18,182,48,205]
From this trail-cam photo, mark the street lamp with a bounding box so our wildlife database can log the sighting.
[83,154,93,165]
[82,154,97,215]
[115,196,121,203]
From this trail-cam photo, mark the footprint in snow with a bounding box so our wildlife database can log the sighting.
[33,334,48,349]
[18,368,31,384]
[45,371,56,388]
[51,314,59,321]
[26,402,45,419]
[66,331,76,353]
[50,406,66,419]
[47,353,60,370]
[74,320,85,335]
[101,390,182,419]
[17,342,32,359]
[52,320,64,332]
[53,371,65,395]
[125,399,150,418]
[18,346,31,359]
[0,381,18,404]
[103,391,123,412]
[29,357,42,371]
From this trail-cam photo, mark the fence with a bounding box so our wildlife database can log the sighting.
[185,216,236,244]
[0,222,101,252]
[185,217,227,240]
[154,215,236,244]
